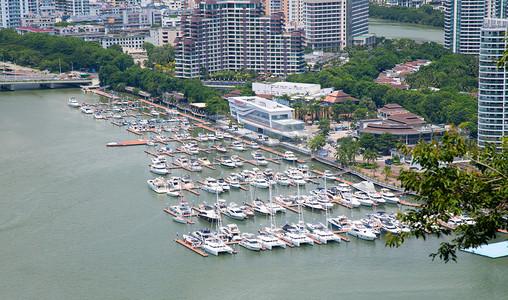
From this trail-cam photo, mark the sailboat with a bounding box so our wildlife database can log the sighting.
[201,189,234,256]
[258,184,287,250]
[280,183,314,247]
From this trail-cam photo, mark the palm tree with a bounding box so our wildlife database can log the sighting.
[382,165,393,180]
[362,148,378,166]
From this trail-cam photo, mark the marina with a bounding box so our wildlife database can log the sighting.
[1,88,507,299]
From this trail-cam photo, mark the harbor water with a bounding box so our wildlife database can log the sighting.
[1,89,507,299]
[369,18,444,45]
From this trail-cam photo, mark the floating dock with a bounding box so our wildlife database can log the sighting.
[106,140,148,147]
[174,238,208,257]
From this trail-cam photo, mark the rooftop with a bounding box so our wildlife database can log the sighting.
[228,96,293,112]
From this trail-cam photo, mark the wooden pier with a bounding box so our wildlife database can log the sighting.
[174,238,208,257]
[106,139,148,147]
[164,209,195,224]
[272,200,300,214]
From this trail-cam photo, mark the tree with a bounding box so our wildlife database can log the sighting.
[318,118,331,136]
[362,148,378,165]
[382,165,393,180]
[387,130,508,262]
[336,136,360,165]
[377,132,398,155]
[359,132,376,150]
[308,135,326,156]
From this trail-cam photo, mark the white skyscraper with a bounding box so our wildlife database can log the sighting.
[0,0,39,28]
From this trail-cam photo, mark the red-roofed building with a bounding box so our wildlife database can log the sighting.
[16,27,55,35]
[322,90,359,104]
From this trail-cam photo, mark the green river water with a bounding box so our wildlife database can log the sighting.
[0,88,506,299]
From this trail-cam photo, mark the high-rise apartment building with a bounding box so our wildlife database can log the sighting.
[302,0,368,50]
[477,18,508,148]
[444,0,508,54]
[67,0,90,16]
[175,0,305,78]
[0,0,39,28]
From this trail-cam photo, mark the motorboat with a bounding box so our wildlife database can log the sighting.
[263,168,274,178]
[303,198,326,211]
[80,105,94,114]
[216,178,231,192]
[257,232,286,250]
[231,141,246,151]
[224,203,247,220]
[252,199,271,215]
[197,157,211,165]
[368,192,386,205]
[67,97,80,107]
[240,206,255,218]
[322,170,336,180]
[147,177,170,194]
[150,162,169,175]
[297,164,309,177]
[219,223,242,242]
[285,168,306,185]
[201,177,223,194]
[189,160,202,172]
[93,112,104,119]
[182,234,201,248]
[223,132,233,139]
[348,221,377,241]
[216,145,228,153]
[174,155,189,167]
[327,215,353,231]
[282,151,298,162]
[239,233,262,251]
[231,155,243,167]
[220,156,236,168]
[274,173,291,186]
[251,176,270,189]
[194,203,220,223]
[207,133,216,141]
[352,192,374,207]
[250,142,260,149]
[182,143,199,154]
[191,228,214,241]
[173,215,188,224]
[280,224,314,247]
[215,131,224,140]
[180,175,194,188]
[252,150,268,166]
[201,237,234,256]
[198,133,208,141]
[380,188,400,204]
[265,201,286,214]
[226,176,241,189]
[306,222,341,244]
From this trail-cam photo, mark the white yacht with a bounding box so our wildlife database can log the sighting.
[207,133,216,141]
[189,160,202,172]
[322,170,336,180]
[216,178,231,192]
[251,176,270,189]
[252,199,271,215]
[348,221,377,241]
[239,233,262,251]
[274,173,291,186]
[174,156,189,167]
[194,203,220,223]
[231,155,243,167]
[80,105,94,114]
[201,178,223,194]
[250,142,260,149]
[67,97,80,107]
[257,232,286,250]
[368,192,386,205]
[197,157,211,165]
[252,150,268,166]
[216,145,228,153]
[226,176,241,189]
[182,143,199,154]
[303,198,326,211]
[306,222,341,244]
[147,177,170,194]
[198,133,208,141]
[380,188,400,204]
[224,203,246,221]
[280,224,314,247]
[220,156,236,168]
[231,141,246,151]
[150,162,169,175]
[327,215,353,231]
[215,131,224,140]
[285,168,306,185]
[202,238,234,256]
[352,192,374,206]
[169,200,193,216]
[283,151,298,162]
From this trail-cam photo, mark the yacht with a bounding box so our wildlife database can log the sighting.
[182,234,202,248]
[207,133,216,141]
[352,192,374,207]
[231,155,243,167]
[239,233,262,251]
[297,164,310,178]
[250,142,260,149]
[224,203,247,221]
[182,143,199,154]
[198,133,208,141]
[180,175,194,188]
[216,178,231,192]
[80,105,94,114]
[169,200,193,216]
[285,168,306,185]
[231,141,246,151]
[380,188,400,204]
[189,160,202,172]
[368,192,386,205]
[201,178,223,194]
[201,238,234,256]
[280,224,314,247]
[194,203,220,223]
[252,199,271,215]
[147,177,170,194]
[168,176,183,190]
[265,201,286,214]
[257,232,286,250]
[216,145,228,153]
[303,198,326,211]
[220,156,236,168]
[197,157,211,165]
[251,176,270,189]
[191,228,214,241]
[220,223,242,242]
[67,97,80,107]
[252,150,268,166]
[226,176,241,189]
[322,170,336,180]
[348,221,377,241]
[327,215,353,231]
[306,222,341,244]
[150,162,169,175]
[215,131,224,140]
[274,173,291,186]
[224,132,233,139]
[174,155,189,167]
[282,151,298,162]
[150,110,160,116]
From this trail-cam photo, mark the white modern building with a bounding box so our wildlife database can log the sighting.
[252,82,333,99]
[478,18,508,148]
[228,96,307,140]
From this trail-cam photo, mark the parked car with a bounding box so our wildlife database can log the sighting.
[385,159,392,165]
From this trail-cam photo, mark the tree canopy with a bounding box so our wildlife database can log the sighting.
[387,130,508,262]
[369,4,444,27]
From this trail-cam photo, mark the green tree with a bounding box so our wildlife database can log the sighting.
[387,130,508,262]
[382,165,393,180]
[359,132,376,150]
[308,135,326,156]
[336,136,360,165]
[318,118,331,136]
[377,132,398,155]
[362,148,378,165]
